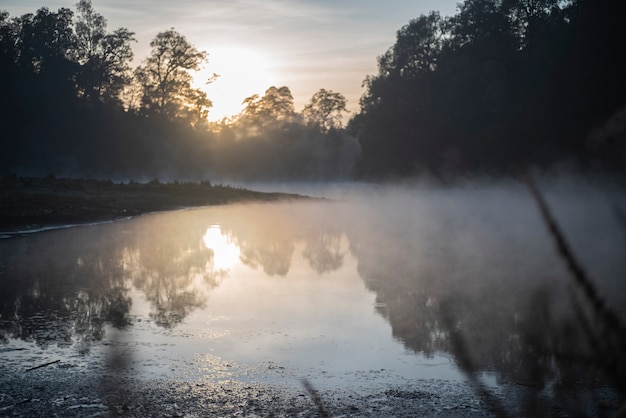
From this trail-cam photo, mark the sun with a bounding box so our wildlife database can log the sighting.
[193,45,278,122]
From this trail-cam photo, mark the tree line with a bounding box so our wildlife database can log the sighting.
[0,1,356,180]
[1,0,623,181]
[350,0,626,178]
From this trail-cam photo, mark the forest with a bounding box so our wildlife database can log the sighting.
[0,0,624,181]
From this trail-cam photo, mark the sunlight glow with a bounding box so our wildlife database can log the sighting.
[194,45,278,121]
[203,225,241,271]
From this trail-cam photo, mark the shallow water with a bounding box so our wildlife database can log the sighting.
[1,179,625,404]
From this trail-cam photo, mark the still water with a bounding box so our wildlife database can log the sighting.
[1,180,625,398]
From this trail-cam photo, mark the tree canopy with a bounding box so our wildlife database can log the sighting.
[351,0,626,178]
[134,28,210,124]
[74,0,135,104]
[302,89,348,133]
[0,0,623,181]
[0,2,356,180]
[239,86,296,127]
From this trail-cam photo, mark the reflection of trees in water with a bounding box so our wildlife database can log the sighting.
[342,191,626,414]
[434,258,625,414]
[124,239,217,328]
[0,211,222,344]
[4,196,622,412]
[0,226,132,351]
[220,203,347,277]
[302,232,344,274]
[238,240,295,276]
[69,288,132,353]
[113,210,227,328]
[346,220,447,357]
[0,204,352,348]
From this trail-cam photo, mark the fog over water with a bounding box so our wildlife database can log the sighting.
[1,177,625,411]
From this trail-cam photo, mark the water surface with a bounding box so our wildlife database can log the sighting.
[1,180,625,404]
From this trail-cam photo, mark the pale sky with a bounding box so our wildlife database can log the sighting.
[2,0,460,120]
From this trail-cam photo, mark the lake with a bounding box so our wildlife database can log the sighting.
[1,177,625,415]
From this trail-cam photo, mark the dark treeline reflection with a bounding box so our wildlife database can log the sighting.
[0,213,220,348]
[0,225,132,350]
[342,183,626,413]
[1,184,625,413]
[2,0,625,181]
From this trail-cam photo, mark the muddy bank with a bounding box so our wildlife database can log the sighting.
[0,176,306,234]
[0,362,518,417]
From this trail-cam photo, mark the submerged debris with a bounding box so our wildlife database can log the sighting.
[25,359,61,372]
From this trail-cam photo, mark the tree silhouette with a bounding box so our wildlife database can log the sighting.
[1,2,358,181]
[74,0,106,61]
[74,0,135,104]
[16,7,76,74]
[302,88,348,133]
[240,86,295,127]
[351,0,626,177]
[134,28,211,124]
[14,6,79,104]
[3,0,621,180]
[352,11,446,177]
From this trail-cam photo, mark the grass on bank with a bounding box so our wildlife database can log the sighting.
[0,175,304,232]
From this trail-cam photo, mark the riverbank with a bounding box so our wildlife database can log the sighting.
[0,176,305,234]
[0,359,516,417]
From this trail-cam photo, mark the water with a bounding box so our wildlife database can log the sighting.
[1,179,625,400]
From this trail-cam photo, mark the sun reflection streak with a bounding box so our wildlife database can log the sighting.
[203,225,241,272]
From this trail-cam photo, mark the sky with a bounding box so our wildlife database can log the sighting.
[2,0,460,121]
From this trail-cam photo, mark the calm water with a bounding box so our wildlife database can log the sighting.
[1,179,625,396]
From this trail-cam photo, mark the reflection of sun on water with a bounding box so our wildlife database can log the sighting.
[203,225,241,271]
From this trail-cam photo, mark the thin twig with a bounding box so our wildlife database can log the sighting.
[525,175,625,337]
[439,303,510,417]
[25,359,60,372]
[301,378,329,418]
[526,174,626,398]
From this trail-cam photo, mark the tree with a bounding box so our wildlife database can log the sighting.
[180,87,212,129]
[380,11,444,79]
[135,28,209,123]
[239,86,295,126]
[74,0,105,61]
[0,11,19,72]
[502,0,565,51]
[302,89,347,133]
[16,7,77,76]
[352,12,447,177]
[74,0,135,104]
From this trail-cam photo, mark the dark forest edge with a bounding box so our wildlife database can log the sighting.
[1,0,625,181]
[350,0,626,178]
[0,175,307,233]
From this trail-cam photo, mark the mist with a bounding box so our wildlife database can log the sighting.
[2,173,625,414]
[295,176,626,412]
[2,0,626,413]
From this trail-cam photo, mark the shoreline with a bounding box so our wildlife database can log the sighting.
[0,176,306,235]
[0,216,134,239]
[0,359,512,417]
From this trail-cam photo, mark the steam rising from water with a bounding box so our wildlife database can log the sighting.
[0,175,624,413]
